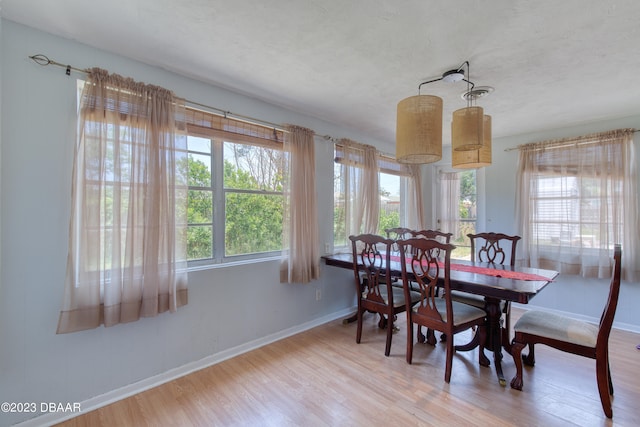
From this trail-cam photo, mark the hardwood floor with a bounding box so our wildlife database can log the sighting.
[56,308,640,426]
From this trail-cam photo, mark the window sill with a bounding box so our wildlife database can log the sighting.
[187,255,282,273]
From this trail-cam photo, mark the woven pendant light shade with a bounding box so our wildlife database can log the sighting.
[452,115,492,168]
[452,106,484,151]
[396,95,443,164]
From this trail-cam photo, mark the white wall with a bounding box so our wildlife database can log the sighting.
[0,20,390,426]
[1,19,639,427]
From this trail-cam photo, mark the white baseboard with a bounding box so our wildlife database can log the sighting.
[14,307,356,427]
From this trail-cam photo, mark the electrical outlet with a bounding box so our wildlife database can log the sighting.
[316,289,322,301]
[324,243,330,253]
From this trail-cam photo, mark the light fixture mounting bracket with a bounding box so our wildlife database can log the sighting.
[442,69,465,83]
[418,61,475,94]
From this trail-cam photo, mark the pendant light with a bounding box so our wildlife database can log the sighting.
[451,62,485,151]
[452,114,492,168]
[396,95,443,163]
[395,61,492,166]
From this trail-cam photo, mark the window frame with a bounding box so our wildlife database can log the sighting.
[332,144,410,251]
[524,164,622,256]
[435,166,484,260]
[185,107,285,268]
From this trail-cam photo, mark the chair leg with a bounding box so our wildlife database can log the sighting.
[378,313,387,329]
[509,338,527,390]
[608,358,614,396]
[501,302,512,353]
[406,320,414,364]
[596,354,613,418]
[426,328,436,346]
[523,343,536,366]
[417,325,425,343]
[356,310,363,344]
[385,315,393,357]
[444,334,454,383]
[477,325,490,367]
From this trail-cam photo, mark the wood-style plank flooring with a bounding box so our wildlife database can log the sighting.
[56,308,640,426]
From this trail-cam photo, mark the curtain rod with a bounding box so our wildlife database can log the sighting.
[29,54,337,142]
[504,128,639,152]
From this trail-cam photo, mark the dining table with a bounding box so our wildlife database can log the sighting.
[322,252,559,386]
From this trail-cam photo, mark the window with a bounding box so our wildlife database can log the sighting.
[60,71,188,333]
[185,108,284,265]
[333,141,411,249]
[378,172,402,236]
[516,129,637,279]
[438,169,477,260]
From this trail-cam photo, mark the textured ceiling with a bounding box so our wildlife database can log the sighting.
[3,0,640,146]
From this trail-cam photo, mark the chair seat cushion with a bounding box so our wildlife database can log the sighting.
[413,299,486,325]
[449,290,509,311]
[514,310,598,348]
[377,285,422,308]
[449,290,485,308]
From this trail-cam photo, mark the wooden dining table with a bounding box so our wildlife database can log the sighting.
[322,252,559,386]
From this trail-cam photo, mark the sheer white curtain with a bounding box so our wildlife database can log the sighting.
[406,164,425,230]
[337,139,380,236]
[515,129,638,280]
[280,125,320,283]
[439,171,460,237]
[58,68,188,333]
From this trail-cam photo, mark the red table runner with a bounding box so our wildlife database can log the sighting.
[445,262,551,281]
[389,255,551,281]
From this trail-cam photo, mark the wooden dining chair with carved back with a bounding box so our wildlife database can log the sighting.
[384,227,414,287]
[385,227,414,253]
[410,229,453,244]
[409,229,453,344]
[452,232,521,350]
[349,234,422,356]
[397,237,488,383]
[510,244,622,419]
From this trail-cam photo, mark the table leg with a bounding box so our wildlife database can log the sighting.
[485,297,507,386]
[342,313,358,324]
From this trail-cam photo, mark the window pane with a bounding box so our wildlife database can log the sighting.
[188,189,213,223]
[225,192,283,256]
[224,142,283,191]
[186,135,214,262]
[379,173,400,235]
[188,136,212,154]
[334,162,346,247]
[187,225,212,261]
[453,169,476,260]
[188,153,212,187]
[531,174,620,249]
[185,109,286,265]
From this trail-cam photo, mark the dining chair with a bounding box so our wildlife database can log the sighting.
[385,227,414,254]
[381,227,416,324]
[397,238,487,383]
[510,244,622,419]
[453,232,521,350]
[384,227,414,277]
[409,229,453,344]
[349,234,422,356]
[410,229,453,244]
